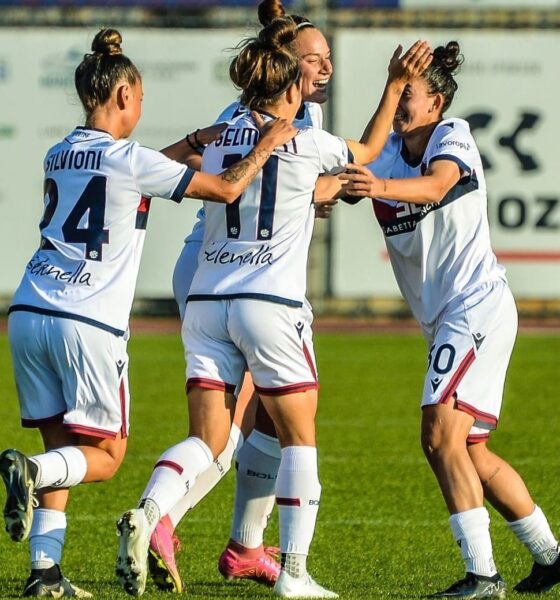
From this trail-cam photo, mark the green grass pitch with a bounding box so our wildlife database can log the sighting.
[0,329,558,599]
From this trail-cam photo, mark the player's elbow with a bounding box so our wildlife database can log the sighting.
[222,187,240,204]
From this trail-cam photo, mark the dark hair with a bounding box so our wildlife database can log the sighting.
[258,0,314,32]
[230,17,300,111]
[423,41,464,114]
[75,28,141,119]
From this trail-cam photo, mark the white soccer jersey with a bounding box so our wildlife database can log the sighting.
[10,127,194,336]
[367,118,506,331]
[187,112,349,306]
[186,101,323,244]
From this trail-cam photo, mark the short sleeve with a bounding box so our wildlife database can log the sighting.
[311,128,349,175]
[426,120,476,178]
[366,134,401,178]
[215,101,246,124]
[130,144,195,202]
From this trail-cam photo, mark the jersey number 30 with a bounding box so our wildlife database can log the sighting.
[40,176,109,261]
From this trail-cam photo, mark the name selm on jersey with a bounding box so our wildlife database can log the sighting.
[368,118,506,330]
[187,112,349,307]
[186,100,323,244]
[10,127,194,336]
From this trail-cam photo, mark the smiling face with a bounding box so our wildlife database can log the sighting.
[291,27,332,104]
[393,77,442,137]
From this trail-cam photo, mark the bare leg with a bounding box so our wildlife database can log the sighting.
[421,403,482,513]
[468,442,534,521]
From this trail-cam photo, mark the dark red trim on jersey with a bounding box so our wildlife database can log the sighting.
[371,174,479,238]
[438,348,476,405]
[302,342,318,382]
[254,382,318,396]
[277,497,301,507]
[187,377,236,394]
[456,400,498,428]
[135,196,151,230]
[64,423,118,440]
[467,432,491,444]
[119,379,128,439]
[155,460,183,475]
[21,412,65,428]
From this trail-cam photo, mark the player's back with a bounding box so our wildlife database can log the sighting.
[11,126,191,334]
[188,113,349,307]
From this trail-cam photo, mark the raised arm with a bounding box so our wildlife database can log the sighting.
[346,41,432,165]
[340,160,461,205]
[183,115,297,204]
[160,123,226,169]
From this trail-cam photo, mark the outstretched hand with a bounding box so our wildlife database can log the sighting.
[252,112,297,149]
[388,40,433,84]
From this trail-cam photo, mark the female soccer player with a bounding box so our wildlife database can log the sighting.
[341,41,560,598]
[116,17,431,599]
[0,27,296,598]
[149,0,432,593]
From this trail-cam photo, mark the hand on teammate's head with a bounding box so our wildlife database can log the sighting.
[388,40,433,84]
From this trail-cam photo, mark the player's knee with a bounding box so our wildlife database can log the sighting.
[420,421,447,462]
[94,447,126,481]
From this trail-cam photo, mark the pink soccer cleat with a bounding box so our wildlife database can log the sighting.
[147,515,183,593]
[218,540,281,587]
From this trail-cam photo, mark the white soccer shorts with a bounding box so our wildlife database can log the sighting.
[172,240,201,322]
[8,311,130,439]
[183,299,318,395]
[421,281,518,442]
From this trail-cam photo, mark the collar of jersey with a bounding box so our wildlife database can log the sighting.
[75,125,113,137]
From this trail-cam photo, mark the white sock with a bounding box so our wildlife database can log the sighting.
[276,446,321,561]
[29,509,66,570]
[449,507,497,577]
[141,437,213,531]
[507,506,560,565]
[230,429,281,548]
[33,448,87,489]
[166,426,243,529]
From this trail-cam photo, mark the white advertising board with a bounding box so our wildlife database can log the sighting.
[0,27,247,298]
[332,29,560,299]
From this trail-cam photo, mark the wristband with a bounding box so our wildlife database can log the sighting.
[186,132,203,155]
[193,128,205,149]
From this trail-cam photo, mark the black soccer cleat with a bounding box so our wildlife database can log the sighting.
[0,448,38,542]
[514,556,560,594]
[23,565,92,598]
[430,572,506,599]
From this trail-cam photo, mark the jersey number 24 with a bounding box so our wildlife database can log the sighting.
[40,176,109,261]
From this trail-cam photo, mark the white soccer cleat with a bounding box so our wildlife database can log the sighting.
[116,509,150,596]
[273,571,339,598]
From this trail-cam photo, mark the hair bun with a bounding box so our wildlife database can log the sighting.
[257,16,298,50]
[433,41,463,74]
[91,28,123,56]
[258,0,286,26]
